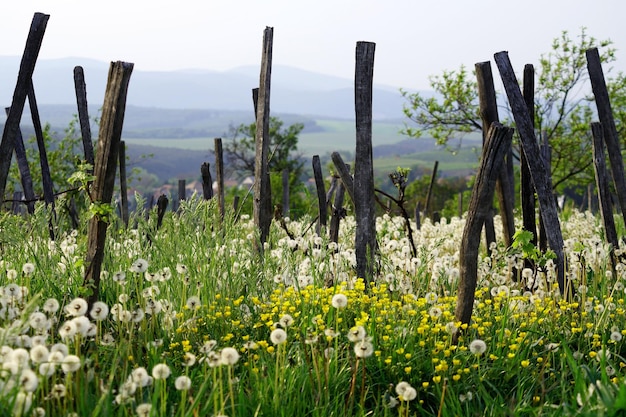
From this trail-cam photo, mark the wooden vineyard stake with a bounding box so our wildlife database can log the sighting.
[494,51,569,297]
[214,138,225,220]
[253,27,273,248]
[74,66,95,168]
[354,41,377,282]
[521,64,538,249]
[83,61,134,305]
[4,107,36,214]
[586,47,626,227]
[331,152,355,204]
[312,155,327,235]
[423,160,439,220]
[454,123,513,341]
[201,162,213,200]
[476,61,515,248]
[281,168,289,217]
[0,12,49,206]
[591,122,618,266]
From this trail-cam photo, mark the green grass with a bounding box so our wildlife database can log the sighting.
[0,198,621,416]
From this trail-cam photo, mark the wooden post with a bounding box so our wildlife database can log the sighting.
[521,64,537,246]
[423,160,439,219]
[591,122,619,259]
[281,168,289,217]
[454,123,513,340]
[586,47,626,226]
[74,66,95,167]
[253,27,274,247]
[119,141,129,228]
[494,51,568,297]
[178,179,186,209]
[414,201,422,230]
[156,194,168,229]
[329,176,347,245]
[28,81,55,209]
[201,162,213,200]
[214,138,225,219]
[312,155,327,234]
[0,13,49,205]
[331,152,355,204]
[83,61,133,305]
[538,133,550,252]
[354,41,377,282]
[476,61,515,248]
[4,107,36,214]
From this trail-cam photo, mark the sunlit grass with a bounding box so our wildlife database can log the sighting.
[0,200,624,416]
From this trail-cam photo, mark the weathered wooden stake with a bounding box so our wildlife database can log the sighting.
[83,61,133,305]
[214,138,225,219]
[331,152,355,204]
[591,122,619,261]
[74,66,95,167]
[586,47,626,227]
[521,64,537,247]
[119,141,129,228]
[330,166,348,245]
[178,179,186,209]
[495,51,568,297]
[201,162,213,200]
[423,160,439,219]
[28,81,55,208]
[476,61,515,248]
[414,201,422,230]
[253,27,274,247]
[454,123,513,340]
[354,41,377,281]
[4,107,35,214]
[0,13,49,206]
[312,155,327,235]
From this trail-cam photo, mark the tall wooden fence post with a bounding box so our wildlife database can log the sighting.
[312,155,327,235]
[354,41,377,282]
[83,61,134,305]
[495,51,568,297]
[586,47,626,226]
[591,122,619,263]
[282,168,290,218]
[74,66,95,168]
[253,27,274,248]
[476,61,515,248]
[454,123,513,342]
[201,162,213,200]
[214,138,225,220]
[4,107,36,214]
[0,12,49,206]
[521,64,538,248]
[423,160,439,219]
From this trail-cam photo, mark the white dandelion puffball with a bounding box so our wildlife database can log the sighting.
[469,339,487,355]
[270,328,288,345]
[220,347,240,365]
[331,293,348,309]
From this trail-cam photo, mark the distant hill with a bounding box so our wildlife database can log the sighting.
[0,57,426,120]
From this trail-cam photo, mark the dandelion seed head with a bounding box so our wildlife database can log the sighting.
[270,328,287,345]
[175,375,192,390]
[469,339,487,355]
[152,363,171,380]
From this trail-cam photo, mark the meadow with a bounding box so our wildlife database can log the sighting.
[0,197,624,416]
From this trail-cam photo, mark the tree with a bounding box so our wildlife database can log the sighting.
[222,116,311,217]
[401,28,626,195]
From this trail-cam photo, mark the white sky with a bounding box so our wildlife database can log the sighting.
[2,0,626,90]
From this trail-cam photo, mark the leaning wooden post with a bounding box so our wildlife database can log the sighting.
[83,61,133,305]
[454,123,513,341]
[495,51,568,297]
[214,138,225,219]
[476,61,515,248]
[330,165,349,245]
[74,66,95,168]
[312,155,327,235]
[253,27,274,248]
[4,107,36,214]
[586,47,626,227]
[354,41,377,282]
[521,64,538,247]
[331,152,355,204]
[118,141,129,228]
[0,13,49,205]
[591,122,619,264]
[201,162,213,200]
[178,179,186,210]
[423,160,438,219]
[28,81,55,208]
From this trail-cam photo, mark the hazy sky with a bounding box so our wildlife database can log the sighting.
[3,1,626,90]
